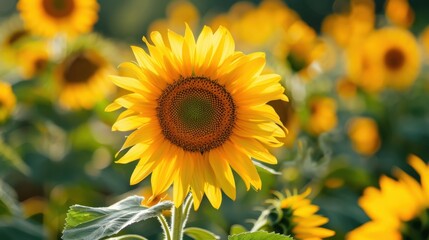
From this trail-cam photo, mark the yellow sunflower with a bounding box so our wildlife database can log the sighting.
[0,81,17,123]
[0,16,32,68]
[385,0,414,28]
[322,0,375,48]
[347,155,429,240]
[148,0,200,40]
[16,41,50,79]
[55,48,114,109]
[17,0,99,37]
[106,25,287,209]
[347,117,380,156]
[307,97,337,135]
[347,27,420,92]
[256,188,335,239]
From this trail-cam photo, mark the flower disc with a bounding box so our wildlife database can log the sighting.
[157,76,235,153]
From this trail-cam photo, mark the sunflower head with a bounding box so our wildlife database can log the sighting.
[0,82,17,123]
[346,27,420,92]
[107,25,287,209]
[385,0,414,28]
[307,97,337,135]
[347,117,381,156]
[17,0,99,37]
[255,189,335,239]
[55,47,114,109]
[347,155,429,240]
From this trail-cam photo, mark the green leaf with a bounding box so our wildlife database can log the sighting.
[230,224,247,235]
[0,217,46,240]
[252,161,281,175]
[228,231,293,240]
[0,180,22,217]
[184,227,220,240]
[62,195,173,240]
[0,139,30,175]
[105,234,148,240]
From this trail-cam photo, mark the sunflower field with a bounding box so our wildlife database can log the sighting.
[0,0,429,239]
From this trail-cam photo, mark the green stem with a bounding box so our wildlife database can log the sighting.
[157,215,172,240]
[171,203,184,240]
[170,194,193,240]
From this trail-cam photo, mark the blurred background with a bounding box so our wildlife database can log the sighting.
[0,0,428,239]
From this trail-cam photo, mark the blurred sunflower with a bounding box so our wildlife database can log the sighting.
[385,0,414,28]
[16,41,50,79]
[107,25,287,209]
[0,16,32,67]
[347,117,380,156]
[148,0,200,40]
[209,0,298,53]
[255,188,335,239]
[322,0,375,48]
[55,48,114,109]
[307,97,337,135]
[347,155,429,239]
[17,0,99,37]
[281,20,327,79]
[0,82,16,123]
[347,27,420,92]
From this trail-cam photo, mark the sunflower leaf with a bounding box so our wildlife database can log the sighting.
[62,195,173,240]
[252,161,281,175]
[0,180,22,217]
[0,139,30,176]
[230,224,247,235]
[228,231,294,240]
[184,227,220,240]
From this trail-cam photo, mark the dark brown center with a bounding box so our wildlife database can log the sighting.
[42,0,75,18]
[63,52,100,84]
[6,30,29,45]
[384,47,405,71]
[157,76,236,153]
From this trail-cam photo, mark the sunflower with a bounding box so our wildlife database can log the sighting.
[209,0,298,53]
[347,155,429,240]
[347,27,420,92]
[322,0,375,48]
[55,48,114,109]
[148,0,200,40]
[385,0,414,28]
[0,16,33,69]
[17,0,99,37]
[106,25,287,209]
[0,81,17,123]
[16,41,50,79]
[307,97,337,135]
[255,188,335,239]
[347,117,380,156]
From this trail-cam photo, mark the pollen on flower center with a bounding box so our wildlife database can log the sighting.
[384,47,405,71]
[42,0,75,18]
[157,76,236,153]
[63,53,100,84]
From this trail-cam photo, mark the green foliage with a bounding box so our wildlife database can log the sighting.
[0,181,21,217]
[184,227,220,240]
[0,138,30,176]
[62,196,173,240]
[230,224,248,235]
[228,231,293,240]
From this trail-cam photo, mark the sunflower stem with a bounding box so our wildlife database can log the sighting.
[157,214,172,240]
[170,194,193,240]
